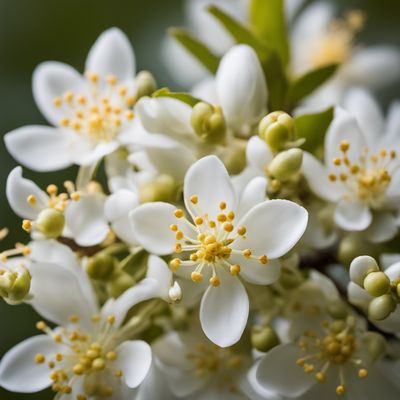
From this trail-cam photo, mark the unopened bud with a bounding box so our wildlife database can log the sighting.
[139,175,176,203]
[86,254,116,281]
[269,148,303,181]
[259,111,296,152]
[135,71,157,99]
[36,208,65,239]
[106,271,136,298]
[251,325,280,352]
[363,332,387,361]
[0,264,31,304]
[363,272,390,297]
[168,281,182,303]
[191,102,226,144]
[349,255,379,287]
[368,294,396,320]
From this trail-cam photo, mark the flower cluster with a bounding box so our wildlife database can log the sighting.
[1,1,400,399]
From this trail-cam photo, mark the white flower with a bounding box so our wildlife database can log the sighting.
[130,155,308,347]
[6,166,109,246]
[254,315,399,399]
[5,28,138,171]
[153,329,261,399]
[291,3,400,109]
[302,90,400,242]
[0,240,159,398]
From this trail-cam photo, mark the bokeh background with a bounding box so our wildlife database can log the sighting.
[0,0,399,398]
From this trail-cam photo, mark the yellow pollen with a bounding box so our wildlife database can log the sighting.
[195,217,204,225]
[259,255,268,264]
[170,224,178,231]
[223,222,233,232]
[339,173,347,182]
[55,353,63,362]
[70,192,80,201]
[115,369,123,378]
[35,354,46,364]
[107,315,116,325]
[60,117,70,127]
[328,173,337,182]
[22,219,32,232]
[191,271,203,282]
[53,97,62,107]
[358,368,368,378]
[92,358,106,371]
[315,372,326,383]
[243,249,252,258]
[106,351,117,361]
[106,75,117,85]
[174,244,182,253]
[333,157,341,166]
[190,195,198,204]
[47,184,58,195]
[174,209,184,218]
[340,140,350,152]
[227,211,235,220]
[230,264,240,276]
[175,231,184,240]
[170,258,181,272]
[209,276,220,287]
[64,91,74,102]
[36,321,47,330]
[336,385,346,395]
[237,226,246,235]
[69,315,79,323]
[219,201,227,210]
[73,364,85,375]
[217,214,227,222]
[125,111,134,120]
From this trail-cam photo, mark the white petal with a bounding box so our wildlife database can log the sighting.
[200,267,249,347]
[256,344,315,397]
[28,261,97,328]
[32,61,84,126]
[217,45,267,134]
[146,255,173,300]
[0,335,59,393]
[344,46,400,88]
[234,200,308,260]
[114,341,152,388]
[343,88,384,148]
[101,278,161,328]
[237,257,281,285]
[334,201,372,231]
[365,212,398,243]
[6,166,48,219]
[71,140,119,166]
[65,195,109,247]
[85,28,135,81]
[130,202,176,255]
[246,136,273,173]
[184,155,237,220]
[237,177,267,220]
[4,126,73,172]
[302,152,341,202]
[191,77,218,103]
[325,108,366,164]
[386,101,400,137]
[385,262,400,281]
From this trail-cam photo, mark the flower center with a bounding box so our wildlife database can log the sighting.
[34,314,122,399]
[310,11,365,68]
[169,196,268,287]
[295,319,368,396]
[186,342,242,382]
[328,140,396,208]
[53,72,135,143]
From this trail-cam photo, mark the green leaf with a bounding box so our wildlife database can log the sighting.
[249,0,289,66]
[295,107,334,153]
[153,88,201,107]
[168,27,220,74]
[207,5,267,58]
[206,5,288,110]
[289,64,339,106]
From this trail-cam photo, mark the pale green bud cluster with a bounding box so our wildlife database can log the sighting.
[191,102,226,144]
[251,325,280,352]
[135,71,157,99]
[0,264,31,304]
[269,148,303,182]
[86,253,116,281]
[139,174,177,203]
[258,111,297,152]
[36,208,65,239]
[350,255,398,320]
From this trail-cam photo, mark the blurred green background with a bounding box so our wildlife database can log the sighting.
[0,0,399,398]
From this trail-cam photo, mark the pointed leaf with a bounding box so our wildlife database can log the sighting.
[168,28,220,74]
[153,87,201,107]
[295,107,334,153]
[249,0,289,66]
[289,64,339,105]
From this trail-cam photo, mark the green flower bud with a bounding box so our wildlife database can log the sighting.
[363,271,390,297]
[221,138,247,175]
[327,301,348,320]
[86,254,116,281]
[106,271,136,298]
[135,71,157,99]
[269,148,303,182]
[362,332,387,361]
[251,325,280,352]
[258,111,296,152]
[139,174,176,203]
[368,294,396,320]
[191,102,226,144]
[349,255,380,286]
[0,265,31,304]
[36,208,65,239]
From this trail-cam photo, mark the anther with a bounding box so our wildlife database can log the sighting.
[190,195,198,204]
[358,368,368,378]
[219,202,227,210]
[230,264,240,276]
[174,209,184,218]
[237,226,246,235]
[336,385,346,395]
[223,222,233,232]
[259,255,268,264]
[243,249,252,258]
[339,140,350,152]
[22,220,32,232]
[209,276,220,287]
[170,258,181,272]
[191,271,204,282]
[194,217,203,225]
[34,354,46,364]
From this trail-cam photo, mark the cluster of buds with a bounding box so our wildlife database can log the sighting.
[350,256,399,320]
